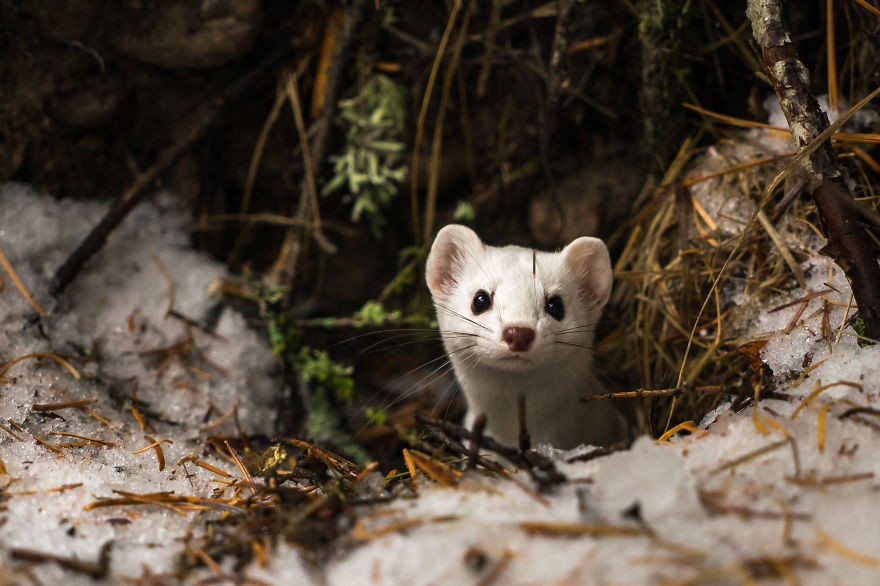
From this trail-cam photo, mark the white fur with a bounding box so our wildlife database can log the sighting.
[425,225,626,449]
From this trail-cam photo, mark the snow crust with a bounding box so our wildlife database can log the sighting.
[3,171,880,585]
[0,184,288,583]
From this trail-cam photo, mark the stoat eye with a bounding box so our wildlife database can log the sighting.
[545,295,565,320]
[471,290,492,315]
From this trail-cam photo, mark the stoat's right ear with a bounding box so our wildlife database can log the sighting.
[425,224,483,297]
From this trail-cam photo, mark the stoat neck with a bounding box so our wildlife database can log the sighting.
[454,360,619,448]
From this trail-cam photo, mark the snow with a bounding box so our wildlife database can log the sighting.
[3,164,880,585]
[0,183,292,584]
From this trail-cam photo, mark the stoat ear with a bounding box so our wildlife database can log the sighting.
[561,237,612,308]
[425,225,483,297]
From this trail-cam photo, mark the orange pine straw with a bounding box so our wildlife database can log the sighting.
[682,102,880,146]
[0,244,47,317]
[754,412,790,437]
[310,8,344,118]
[49,432,115,447]
[835,132,880,144]
[133,435,167,472]
[0,352,81,380]
[657,420,706,442]
[225,440,254,487]
[520,521,645,537]
[402,448,419,487]
[682,102,880,145]
[691,195,719,231]
[352,514,457,540]
[817,404,829,453]
[826,0,838,113]
[683,102,784,131]
[791,380,862,419]
[816,527,880,567]
[567,31,617,54]
[851,146,880,172]
[194,459,232,478]
[853,0,880,17]
[683,153,795,187]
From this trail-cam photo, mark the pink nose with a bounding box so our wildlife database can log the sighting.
[502,326,535,352]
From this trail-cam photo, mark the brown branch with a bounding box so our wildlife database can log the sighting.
[746,0,880,339]
[12,542,112,579]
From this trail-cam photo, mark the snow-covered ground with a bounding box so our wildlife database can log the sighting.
[2,180,879,585]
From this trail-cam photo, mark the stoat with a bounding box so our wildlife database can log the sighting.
[425,225,626,449]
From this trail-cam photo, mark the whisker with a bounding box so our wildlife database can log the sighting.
[554,340,596,350]
[331,328,451,348]
[433,303,491,331]
[377,357,462,415]
[363,332,480,354]
[554,323,599,335]
[366,338,448,354]
[358,331,442,353]
[350,343,479,427]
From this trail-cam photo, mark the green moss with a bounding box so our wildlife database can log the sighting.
[323,74,408,237]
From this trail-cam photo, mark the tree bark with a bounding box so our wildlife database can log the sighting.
[746,0,880,339]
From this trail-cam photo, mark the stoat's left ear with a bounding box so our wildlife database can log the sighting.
[425,224,483,298]
[561,237,612,308]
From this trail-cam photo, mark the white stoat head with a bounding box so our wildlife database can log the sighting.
[425,224,612,372]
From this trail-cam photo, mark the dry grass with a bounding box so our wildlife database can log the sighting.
[606,100,880,435]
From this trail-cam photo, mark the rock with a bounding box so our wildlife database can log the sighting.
[529,156,643,246]
[50,75,125,128]
[110,0,261,69]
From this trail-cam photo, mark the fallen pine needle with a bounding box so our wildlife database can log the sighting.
[7,482,83,496]
[519,521,646,538]
[352,514,458,540]
[131,405,149,431]
[815,526,880,567]
[0,352,81,380]
[83,408,112,426]
[401,448,463,487]
[32,399,96,411]
[0,243,47,317]
[657,420,706,442]
[50,431,115,447]
[133,435,169,471]
[817,403,829,452]
[187,544,223,575]
[225,440,255,494]
[195,459,232,478]
[84,490,246,515]
[477,548,515,586]
[200,399,240,430]
[0,422,23,441]
[791,380,862,419]
[710,438,790,476]
[28,430,64,454]
[282,437,362,480]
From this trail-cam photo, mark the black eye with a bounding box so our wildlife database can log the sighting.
[471,290,492,315]
[545,295,565,320]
